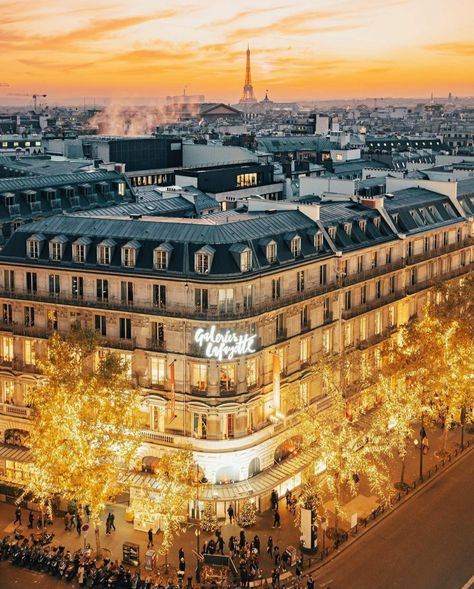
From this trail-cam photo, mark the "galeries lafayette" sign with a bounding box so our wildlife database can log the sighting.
[194,326,257,361]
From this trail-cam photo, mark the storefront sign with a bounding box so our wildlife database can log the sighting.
[194,326,257,361]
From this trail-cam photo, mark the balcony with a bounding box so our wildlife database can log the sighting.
[102,337,137,351]
[405,236,474,267]
[342,290,404,320]
[146,338,166,352]
[0,403,32,419]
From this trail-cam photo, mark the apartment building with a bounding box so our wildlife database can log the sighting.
[0,188,472,517]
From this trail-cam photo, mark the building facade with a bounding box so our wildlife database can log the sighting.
[0,189,472,516]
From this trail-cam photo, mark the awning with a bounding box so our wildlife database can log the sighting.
[0,443,32,463]
[122,446,320,502]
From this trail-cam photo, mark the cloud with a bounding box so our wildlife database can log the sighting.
[209,6,288,28]
[17,58,95,72]
[424,42,474,56]
[224,9,359,42]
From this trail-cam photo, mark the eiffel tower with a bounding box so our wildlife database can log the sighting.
[240,46,257,103]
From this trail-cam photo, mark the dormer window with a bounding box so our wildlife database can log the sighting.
[291,235,301,257]
[328,226,337,240]
[153,243,173,270]
[359,219,367,232]
[241,249,252,272]
[26,234,44,259]
[314,231,323,251]
[72,237,91,263]
[373,217,381,229]
[49,235,67,261]
[266,241,277,263]
[24,190,37,204]
[97,239,116,265]
[121,240,140,268]
[195,245,215,274]
[344,223,352,236]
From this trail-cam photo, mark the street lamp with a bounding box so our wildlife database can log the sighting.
[413,421,427,482]
[195,528,201,582]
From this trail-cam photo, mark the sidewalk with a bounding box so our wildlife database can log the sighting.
[0,423,471,582]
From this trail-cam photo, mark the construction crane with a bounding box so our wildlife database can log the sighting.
[8,93,47,112]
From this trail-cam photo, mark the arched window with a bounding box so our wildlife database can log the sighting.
[248,457,261,478]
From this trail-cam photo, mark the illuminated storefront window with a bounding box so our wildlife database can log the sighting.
[191,363,208,392]
[220,364,236,392]
[236,173,257,188]
[150,357,166,386]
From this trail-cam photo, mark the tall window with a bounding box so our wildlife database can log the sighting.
[47,310,58,330]
[374,311,382,335]
[323,297,331,321]
[73,243,86,263]
[220,364,236,392]
[195,254,209,274]
[24,339,35,366]
[276,313,285,338]
[24,306,35,327]
[240,250,252,272]
[153,284,166,308]
[48,274,60,296]
[344,290,352,310]
[97,245,111,265]
[385,248,392,264]
[2,304,12,324]
[266,242,277,263]
[360,284,367,305]
[194,288,208,312]
[243,285,253,310]
[218,288,234,313]
[192,363,208,391]
[314,232,323,251]
[96,279,109,302]
[357,255,363,272]
[0,335,13,362]
[121,247,136,268]
[319,264,327,285]
[95,315,107,336]
[72,276,84,299]
[154,249,168,270]
[119,318,132,340]
[360,316,367,340]
[26,272,37,294]
[301,305,309,329]
[247,358,258,388]
[291,236,301,257]
[322,329,332,354]
[272,278,281,300]
[121,281,134,305]
[296,271,305,292]
[150,321,164,344]
[389,275,396,294]
[300,337,310,364]
[150,357,166,386]
[50,241,62,261]
[375,280,382,299]
[4,270,14,292]
[27,239,40,259]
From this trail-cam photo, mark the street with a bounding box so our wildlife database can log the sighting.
[313,449,474,589]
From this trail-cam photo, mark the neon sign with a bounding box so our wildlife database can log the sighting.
[194,326,257,361]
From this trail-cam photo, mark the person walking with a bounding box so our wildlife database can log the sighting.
[64,512,70,531]
[28,510,34,529]
[239,529,246,549]
[147,528,154,548]
[227,504,234,524]
[105,514,111,536]
[273,510,281,528]
[13,506,22,525]
[267,536,273,557]
[109,512,116,532]
[285,489,291,508]
[179,547,185,561]
[178,556,186,579]
[76,515,82,536]
[271,490,278,511]
[218,535,225,555]
[253,534,260,555]
[307,575,315,589]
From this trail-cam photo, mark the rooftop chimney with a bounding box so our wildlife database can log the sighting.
[358,194,385,210]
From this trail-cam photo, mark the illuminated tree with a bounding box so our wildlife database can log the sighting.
[23,324,142,552]
[237,499,257,528]
[130,449,196,555]
[301,353,395,533]
[200,503,218,533]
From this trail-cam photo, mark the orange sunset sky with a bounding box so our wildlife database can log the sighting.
[1,0,473,102]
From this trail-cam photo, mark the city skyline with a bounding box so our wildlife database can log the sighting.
[1,0,474,103]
